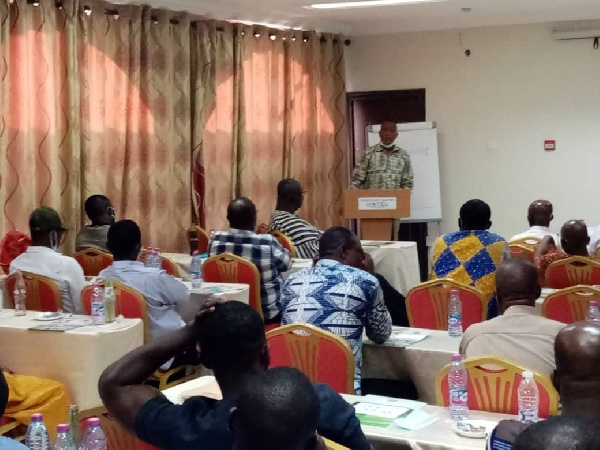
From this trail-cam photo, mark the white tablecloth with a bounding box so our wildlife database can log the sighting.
[362,328,460,404]
[164,240,421,296]
[178,281,250,322]
[0,311,143,410]
[163,376,511,450]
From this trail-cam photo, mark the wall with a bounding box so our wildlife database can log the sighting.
[346,23,600,240]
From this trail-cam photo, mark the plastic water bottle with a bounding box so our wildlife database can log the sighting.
[190,250,203,290]
[448,290,463,337]
[518,370,539,424]
[25,413,50,450]
[90,282,105,326]
[145,248,155,267]
[154,248,162,269]
[448,354,469,421]
[14,269,27,316]
[103,279,115,323]
[52,424,76,450]
[81,418,106,450]
[587,301,600,322]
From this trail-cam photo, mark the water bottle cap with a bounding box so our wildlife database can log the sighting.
[87,417,100,427]
[57,424,70,433]
[591,301,598,307]
[451,354,462,362]
[522,370,534,379]
[192,250,200,256]
[31,413,43,421]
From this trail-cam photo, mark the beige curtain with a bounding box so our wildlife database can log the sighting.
[192,25,347,232]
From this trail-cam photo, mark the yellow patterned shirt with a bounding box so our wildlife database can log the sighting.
[431,230,507,318]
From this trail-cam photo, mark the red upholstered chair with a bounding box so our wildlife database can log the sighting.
[203,253,264,318]
[195,226,210,254]
[6,271,62,312]
[78,407,158,450]
[74,249,113,276]
[406,279,486,331]
[542,285,600,324]
[138,251,180,277]
[545,256,600,289]
[266,324,355,394]
[508,244,535,263]
[0,231,30,274]
[435,356,558,417]
[271,230,297,257]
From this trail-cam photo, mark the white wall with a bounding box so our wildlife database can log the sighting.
[346,23,600,240]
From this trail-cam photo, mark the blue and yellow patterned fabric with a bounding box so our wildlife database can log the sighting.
[431,230,507,318]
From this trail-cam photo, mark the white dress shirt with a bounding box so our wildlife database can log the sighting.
[10,246,85,314]
[98,260,189,342]
[509,226,558,244]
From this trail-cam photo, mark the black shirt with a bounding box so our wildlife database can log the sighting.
[373,273,409,327]
[135,383,370,450]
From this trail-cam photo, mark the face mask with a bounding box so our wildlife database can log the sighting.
[49,231,59,251]
[381,142,395,149]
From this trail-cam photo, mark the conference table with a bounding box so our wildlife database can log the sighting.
[0,310,143,410]
[163,239,421,296]
[362,327,460,405]
[162,375,512,450]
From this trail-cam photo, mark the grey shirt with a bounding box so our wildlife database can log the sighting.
[75,225,111,251]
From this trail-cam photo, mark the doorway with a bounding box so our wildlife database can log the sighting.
[347,89,429,281]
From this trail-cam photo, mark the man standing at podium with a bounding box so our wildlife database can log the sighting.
[350,120,414,190]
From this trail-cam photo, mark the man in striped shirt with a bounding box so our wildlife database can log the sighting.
[269,179,322,259]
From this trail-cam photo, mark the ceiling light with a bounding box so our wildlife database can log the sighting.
[309,0,443,9]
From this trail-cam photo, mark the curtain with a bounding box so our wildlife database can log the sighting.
[79,2,192,252]
[0,0,80,254]
[192,25,347,232]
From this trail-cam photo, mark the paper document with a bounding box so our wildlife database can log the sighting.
[361,241,395,247]
[370,328,429,347]
[353,402,412,428]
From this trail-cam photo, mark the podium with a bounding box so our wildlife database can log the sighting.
[343,189,411,241]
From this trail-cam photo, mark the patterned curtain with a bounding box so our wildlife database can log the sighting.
[192,25,347,232]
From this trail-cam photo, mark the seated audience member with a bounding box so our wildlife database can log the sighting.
[512,416,600,450]
[362,254,408,327]
[232,367,326,450]
[98,301,371,450]
[509,200,559,244]
[0,231,31,275]
[99,220,191,368]
[269,179,321,259]
[488,321,600,448]
[1,369,70,442]
[281,227,392,394]
[10,207,85,314]
[459,259,564,378]
[431,199,507,319]
[75,195,115,251]
[533,219,598,280]
[209,197,291,324]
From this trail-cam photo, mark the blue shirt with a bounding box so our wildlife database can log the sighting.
[135,384,370,450]
[281,259,392,394]
[209,229,291,320]
[0,437,27,449]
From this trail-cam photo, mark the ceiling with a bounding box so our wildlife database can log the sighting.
[114,0,600,35]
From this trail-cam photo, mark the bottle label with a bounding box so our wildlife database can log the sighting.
[449,388,468,406]
[519,408,538,424]
[449,314,462,326]
[92,301,104,317]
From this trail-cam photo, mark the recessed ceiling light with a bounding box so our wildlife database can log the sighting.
[308,0,444,10]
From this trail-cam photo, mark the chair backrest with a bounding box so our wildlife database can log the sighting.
[74,249,114,276]
[508,244,535,263]
[545,256,600,289]
[160,257,180,277]
[509,237,541,248]
[203,252,263,317]
[435,356,559,417]
[406,279,486,331]
[323,438,348,450]
[542,285,600,323]
[266,324,355,394]
[271,230,297,258]
[6,271,62,312]
[81,281,150,342]
[195,226,210,254]
[78,407,157,450]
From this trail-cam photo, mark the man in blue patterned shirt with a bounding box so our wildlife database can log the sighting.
[209,197,291,324]
[281,227,392,394]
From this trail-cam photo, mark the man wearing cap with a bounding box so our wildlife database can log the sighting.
[10,207,85,314]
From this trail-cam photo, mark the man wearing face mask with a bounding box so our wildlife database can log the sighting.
[10,207,85,314]
[350,120,414,191]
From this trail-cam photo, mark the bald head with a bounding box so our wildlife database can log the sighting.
[554,321,600,419]
[560,220,590,256]
[227,197,257,231]
[527,200,553,227]
[496,259,541,313]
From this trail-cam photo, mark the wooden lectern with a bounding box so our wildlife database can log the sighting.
[343,189,411,241]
